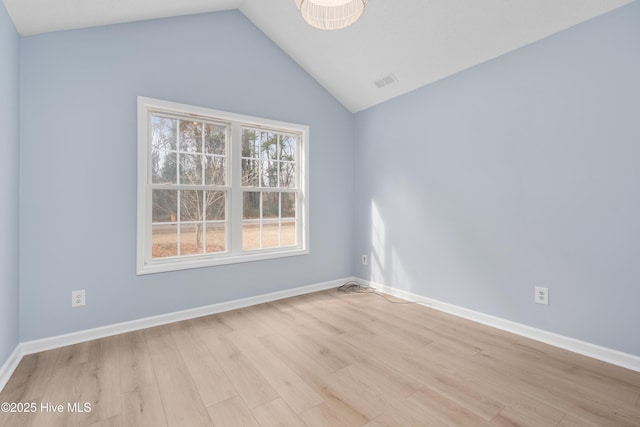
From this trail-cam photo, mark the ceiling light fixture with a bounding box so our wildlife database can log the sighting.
[295,0,368,30]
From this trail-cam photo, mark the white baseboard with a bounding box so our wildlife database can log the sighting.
[359,278,640,373]
[0,345,22,392]
[19,277,348,356]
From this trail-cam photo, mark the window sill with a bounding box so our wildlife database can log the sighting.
[136,247,309,275]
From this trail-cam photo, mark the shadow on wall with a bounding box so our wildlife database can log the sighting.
[369,199,412,293]
[365,181,515,312]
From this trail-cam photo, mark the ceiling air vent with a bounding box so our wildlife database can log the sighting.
[374,73,398,89]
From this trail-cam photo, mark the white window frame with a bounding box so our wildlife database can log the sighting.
[137,97,309,275]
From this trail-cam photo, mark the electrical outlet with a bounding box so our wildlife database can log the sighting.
[535,287,549,305]
[72,290,86,308]
[361,255,368,265]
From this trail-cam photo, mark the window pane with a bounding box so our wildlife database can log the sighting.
[152,189,177,222]
[180,223,204,255]
[243,221,260,250]
[206,222,226,253]
[261,133,278,187]
[281,193,296,218]
[204,124,225,155]
[242,159,259,187]
[263,192,279,219]
[261,159,278,187]
[242,129,259,158]
[261,133,277,160]
[205,191,225,221]
[281,135,296,161]
[204,156,225,186]
[281,220,296,246]
[262,221,279,248]
[179,121,202,152]
[152,116,177,151]
[243,192,260,220]
[152,224,177,258]
[279,162,295,188]
[180,190,204,222]
[152,151,177,184]
[179,153,203,185]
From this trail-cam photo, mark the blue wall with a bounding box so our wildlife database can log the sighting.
[19,11,354,341]
[353,2,640,356]
[0,3,20,366]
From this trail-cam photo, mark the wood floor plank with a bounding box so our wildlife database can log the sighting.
[87,415,122,427]
[266,298,319,325]
[514,335,640,386]
[363,396,443,427]
[317,367,386,422]
[149,349,212,427]
[342,303,434,348]
[207,396,259,427]
[118,331,155,393]
[99,339,122,402]
[251,398,304,427]
[121,384,168,427]
[425,325,485,356]
[432,322,513,355]
[393,343,505,421]
[475,345,640,426]
[230,331,323,414]
[350,295,440,332]
[417,370,502,421]
[216,306,274,336]
[591,360,640,387]
[555,412,603,427]
[200,334,278,409]
[439,350,573,426]
[490,403,566,427]
[56,341,91,368]
[299,397,369,427]
[297,297,375,336]
[86,336,122,424]
[347,337,459,391]
[340,356,422,399]
[252,302,311,333]
[169,321,237,407]
[26,363,82,427]
[0,406,34,427]
[351,326,428,356]
[408,386,493,426]
[0,348,60,402]
[487,338,640,405]
[144,325,180,355]
[258,333,371,426]
[187,314,234,336]
[258,332,334,385]
[274,320,353,373]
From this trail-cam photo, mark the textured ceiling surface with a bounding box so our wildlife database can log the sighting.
[3,0,635,112]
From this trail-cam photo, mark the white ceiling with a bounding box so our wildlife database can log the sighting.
[3,0,635,112]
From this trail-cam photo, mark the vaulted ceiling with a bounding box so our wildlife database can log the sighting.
[3,0,635,112]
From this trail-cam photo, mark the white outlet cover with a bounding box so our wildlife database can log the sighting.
[535,286,549,305]
[72,290,86,307]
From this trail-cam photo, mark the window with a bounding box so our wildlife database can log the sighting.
[137,97,308,274]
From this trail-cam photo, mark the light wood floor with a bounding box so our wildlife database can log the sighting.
[1,288,640,427]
